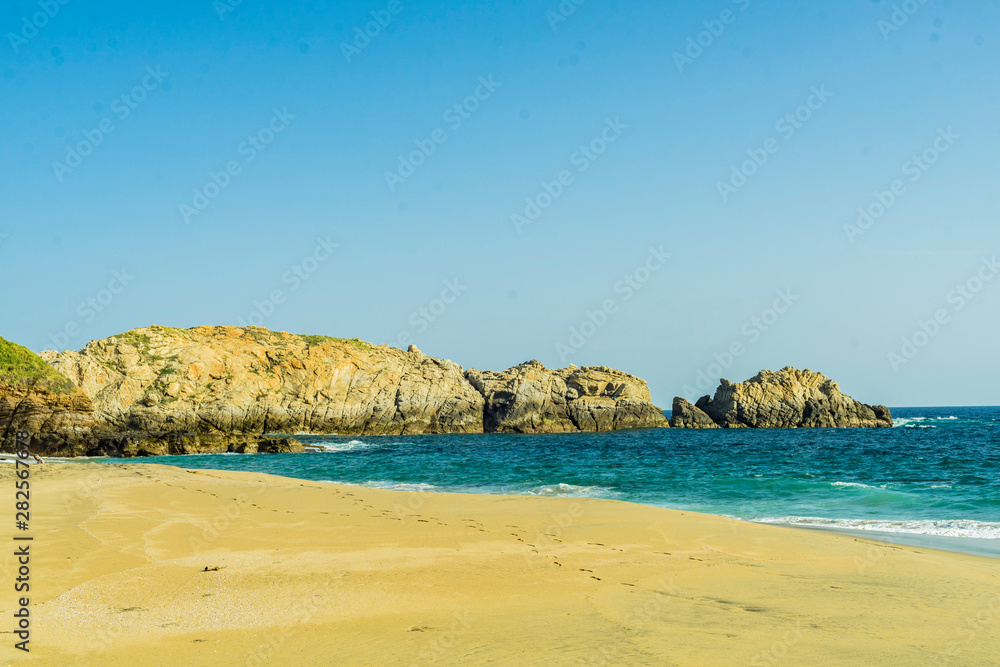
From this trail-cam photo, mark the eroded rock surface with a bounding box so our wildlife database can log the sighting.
[0,336,98,455]
[687,367,892,428]
[466,361,668,433]
[670,397,719,429]
[42,326,485,436]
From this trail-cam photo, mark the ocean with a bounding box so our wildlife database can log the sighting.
[98,406,1000,558]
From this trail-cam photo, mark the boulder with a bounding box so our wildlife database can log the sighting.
[670,397,720,429]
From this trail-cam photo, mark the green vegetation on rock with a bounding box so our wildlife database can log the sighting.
[300,334,374,351]
[0,337,76,394]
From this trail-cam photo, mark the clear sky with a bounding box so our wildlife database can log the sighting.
[2,0,998,408]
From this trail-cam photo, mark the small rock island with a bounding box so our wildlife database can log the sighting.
[671,367,892,429]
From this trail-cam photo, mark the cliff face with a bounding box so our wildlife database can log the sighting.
[1,335,304,457]
[675,367,892,429]
[41,326,486,436]
[0,337,98,455]
[466,361,668,433]
[35,327,668,443]
[6,329,893,453]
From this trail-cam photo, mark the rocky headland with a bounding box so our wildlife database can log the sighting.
[2,326,666,456]
[2,327,893,457]
[1,335,304,457]
[670,367,892,429]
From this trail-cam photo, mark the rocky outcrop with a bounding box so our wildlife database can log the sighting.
[1,335,307,457]
[81,431,305,457]
[7,329,894,453]
[669,397,719,429]
[0,338,303,457]
[466,361,668,433]
[682,367,892,429]
[42,326,486,437]
[0,336,99,455]
[31,326,668,448]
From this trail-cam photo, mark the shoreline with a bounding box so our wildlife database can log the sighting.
[6,454,998,561]
[2,462,999,665]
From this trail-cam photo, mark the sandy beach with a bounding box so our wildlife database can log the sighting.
[2,462,998,666]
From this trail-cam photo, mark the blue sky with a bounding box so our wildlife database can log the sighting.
[1,0,998,407]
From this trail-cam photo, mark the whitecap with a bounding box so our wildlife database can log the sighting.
[753,516,1000,539]
[894,415,958,428]
[830,481,877,489]
[518,483,621,498]
[310,439,378,453]
[356,480,441,492]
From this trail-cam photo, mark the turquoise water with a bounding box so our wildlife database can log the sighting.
[102,406,1000,557]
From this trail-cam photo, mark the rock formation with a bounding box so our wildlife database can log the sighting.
[8,329,892,456]
[673,367,892,429]
[466,361,668,433]
[23,326,667,455]
[0,336,98,454]
[670,397,719,429]
[41,326,486,437]
[1,334,302,457]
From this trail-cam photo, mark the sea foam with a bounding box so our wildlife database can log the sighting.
[753,516,1000,539]
[310,439,380,453]
[518,483,621,498]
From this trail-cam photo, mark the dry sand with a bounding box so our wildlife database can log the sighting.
[1,462,998,666]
